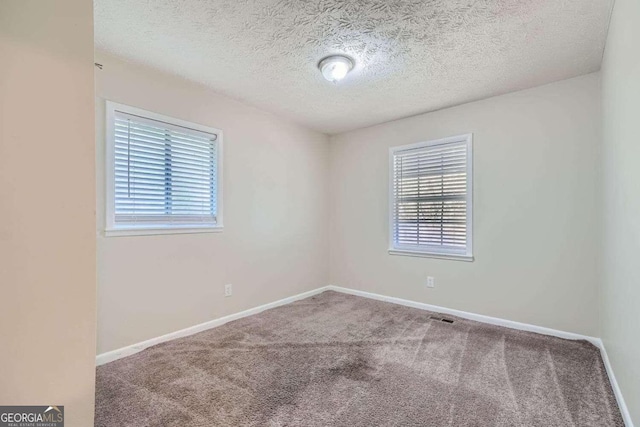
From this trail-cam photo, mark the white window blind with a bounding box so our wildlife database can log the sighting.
[106,102,223,235]
[389,134,473,260]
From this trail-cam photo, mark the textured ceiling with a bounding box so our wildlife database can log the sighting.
[95,0,613,134]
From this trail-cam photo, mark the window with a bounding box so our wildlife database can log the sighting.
[105,101,223,236]
[389,134,473,261]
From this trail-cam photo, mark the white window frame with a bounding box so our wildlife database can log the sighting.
[105,101,223,237]
[388,134,473,261]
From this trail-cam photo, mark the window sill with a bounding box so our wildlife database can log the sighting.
[388,249,474,262]
[104,226,223,237]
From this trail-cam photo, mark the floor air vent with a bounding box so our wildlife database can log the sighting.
[430,316,454,324]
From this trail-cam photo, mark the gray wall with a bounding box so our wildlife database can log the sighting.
[330,74,602,337]
[95,53,330,354]
[601,0,640,423]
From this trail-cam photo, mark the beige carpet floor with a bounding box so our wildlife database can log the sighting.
[95,291,623,426]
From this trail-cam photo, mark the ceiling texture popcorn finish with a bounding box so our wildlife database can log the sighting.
[95,0,613,134]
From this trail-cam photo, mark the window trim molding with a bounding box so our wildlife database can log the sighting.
[388,133,473,261]
[105,101,224,237]
[104,225,224,238]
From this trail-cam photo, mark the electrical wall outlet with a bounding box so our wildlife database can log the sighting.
[427,276,435,288]
[224,284,233,297]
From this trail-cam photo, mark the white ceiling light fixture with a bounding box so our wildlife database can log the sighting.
[318,55,354,83]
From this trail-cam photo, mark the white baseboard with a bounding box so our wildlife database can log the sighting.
[596,338,635,427]
[327,285,600,344]
[95,283,633,426]
[327,285,633,427]
[96,286,329,366]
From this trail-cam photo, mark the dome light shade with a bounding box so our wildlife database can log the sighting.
[318,55,354,83]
